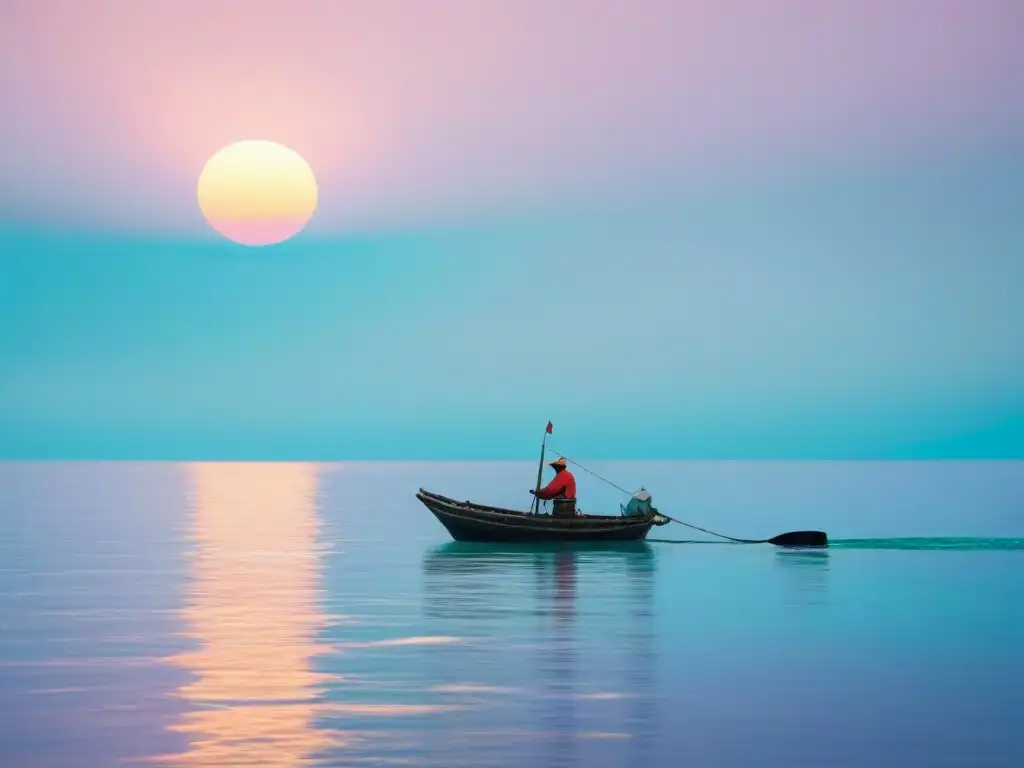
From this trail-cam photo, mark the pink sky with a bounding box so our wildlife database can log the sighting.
[1,0,1020,235]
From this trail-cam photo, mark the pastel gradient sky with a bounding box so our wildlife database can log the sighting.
[1,0,1022,459]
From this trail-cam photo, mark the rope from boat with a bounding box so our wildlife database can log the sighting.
[544,447,634,495]
[545,446,768,545]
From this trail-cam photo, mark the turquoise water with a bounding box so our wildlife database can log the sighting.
[0,460,1022,767]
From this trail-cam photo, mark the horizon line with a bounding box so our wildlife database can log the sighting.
[0,457,1019,464]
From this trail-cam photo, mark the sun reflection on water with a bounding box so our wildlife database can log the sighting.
[157,462,341,766]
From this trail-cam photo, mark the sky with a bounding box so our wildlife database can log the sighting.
[1,0,1022,460]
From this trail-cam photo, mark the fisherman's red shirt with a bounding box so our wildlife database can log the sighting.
[536,470,576,500]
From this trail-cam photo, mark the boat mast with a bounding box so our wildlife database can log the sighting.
[531,421,552,514]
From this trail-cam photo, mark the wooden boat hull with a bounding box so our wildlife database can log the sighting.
[416,489,659,543]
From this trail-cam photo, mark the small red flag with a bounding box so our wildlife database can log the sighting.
[546,421,553,434]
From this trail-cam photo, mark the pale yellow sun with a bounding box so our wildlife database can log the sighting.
[197,140,318,246]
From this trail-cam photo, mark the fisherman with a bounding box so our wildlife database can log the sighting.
[530,456,577,516]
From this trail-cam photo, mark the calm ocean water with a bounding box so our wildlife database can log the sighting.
[0,460,1022,767]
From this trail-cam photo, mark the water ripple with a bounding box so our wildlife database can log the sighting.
[1,461,1022,767]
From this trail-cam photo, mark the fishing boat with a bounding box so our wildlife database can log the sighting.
[416,421,828,547]
[415,488,671,544]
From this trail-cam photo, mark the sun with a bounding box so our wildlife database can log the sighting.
[196,140,318,246]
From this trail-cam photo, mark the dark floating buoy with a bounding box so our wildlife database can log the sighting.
[768,530,829,548]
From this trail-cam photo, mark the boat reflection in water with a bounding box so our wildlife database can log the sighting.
[421,542,659,766]
[157,462,340,766]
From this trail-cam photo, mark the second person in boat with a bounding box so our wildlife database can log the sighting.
[530,456,578,517]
